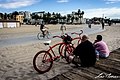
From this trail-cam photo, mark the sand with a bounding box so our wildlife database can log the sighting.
[0,24,120,80]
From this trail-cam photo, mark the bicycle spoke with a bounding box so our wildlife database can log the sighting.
[33,51,53,74]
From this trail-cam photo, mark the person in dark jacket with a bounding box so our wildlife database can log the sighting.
[72,34,96,67]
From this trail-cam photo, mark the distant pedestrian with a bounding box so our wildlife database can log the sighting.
[101,20,104,29]
[60,23,66,35]
[88,20,91,28]
[108,20,111,26]
[35,22,37,26]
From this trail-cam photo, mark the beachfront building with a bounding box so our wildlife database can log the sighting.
[19,11,24,15]
[32,11,45,18]
[16,15,24,24]
[66,10,85,24]
[0,20,20,28]
[24,11,31,19]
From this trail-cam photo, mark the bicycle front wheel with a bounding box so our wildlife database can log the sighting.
[64,45,75,63]
[33,51,53,74]
[58,44,66,57]
[37,32,43,40]
[46,31,51,39]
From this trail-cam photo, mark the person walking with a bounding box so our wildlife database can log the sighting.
[101,20,104,29]
[60,23,66,35]
[88,20,91,28]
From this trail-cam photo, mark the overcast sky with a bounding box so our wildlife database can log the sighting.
[0,0,120,19]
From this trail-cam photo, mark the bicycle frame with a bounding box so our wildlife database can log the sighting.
[43,42,69,62]
[71,30,83,46]
[72,37,81,46]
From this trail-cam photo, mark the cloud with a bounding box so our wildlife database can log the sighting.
[59,8,120,19]
[0,0,40,9]
[84,7,120,19]
[104,0,120,4]
[57,0,69,3]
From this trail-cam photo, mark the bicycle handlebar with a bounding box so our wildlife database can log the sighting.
[71,30,83,36]
[53,33,69,39]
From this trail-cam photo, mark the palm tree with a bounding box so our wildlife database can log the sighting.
[7,13,12,20]
[75,17,79,23]
[71,16,74,24]
[0,13,4,19]
[77,9,84,24]
[4,13,7,20]
[55,13,61,23]
[80,11,84,24]
[11,11,19,20]
[67,14,72,24]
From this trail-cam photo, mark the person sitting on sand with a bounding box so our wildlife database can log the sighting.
[93,35,110,59]
[68,34,96,67]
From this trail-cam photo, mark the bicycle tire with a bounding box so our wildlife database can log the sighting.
[58,44,66,57]
[64,45,75,63]
[37,32,43,40]
[33,50,53,74]
[46,31,51,39]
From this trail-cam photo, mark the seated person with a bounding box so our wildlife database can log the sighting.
[71,34,96,67]
[93,35,110,58]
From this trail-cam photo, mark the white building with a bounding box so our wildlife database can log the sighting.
[0,20,20,28]
[32,11,45,18]
[24,11,31,19]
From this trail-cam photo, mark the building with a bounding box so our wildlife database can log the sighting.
[66,11,85,24]
[19,11,24,15]
[24,11,31,19]
[32,11,45,18]
[0,20,20,28]
[16,15,24,24]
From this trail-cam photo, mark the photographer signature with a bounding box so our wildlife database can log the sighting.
[95,72,120,79]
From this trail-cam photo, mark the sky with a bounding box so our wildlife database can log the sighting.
[0,0,120,19]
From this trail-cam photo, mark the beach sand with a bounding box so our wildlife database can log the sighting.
[0,24,120,80]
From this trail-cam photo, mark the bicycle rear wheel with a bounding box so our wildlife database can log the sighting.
[37,32,43,40]
[64,45,75,63]
[46,31,51,39]
[33,50,53,74]
[58,44,66,58]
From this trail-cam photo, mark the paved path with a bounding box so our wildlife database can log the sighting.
[0,26,104,47]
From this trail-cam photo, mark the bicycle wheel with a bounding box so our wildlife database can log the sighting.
[46,31,51,39]
[37,32,43,40]
[64,45,75,63]
[58,44,66,58]
[33,50,53,74]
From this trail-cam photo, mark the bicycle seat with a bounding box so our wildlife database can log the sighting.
[43,40,51,45]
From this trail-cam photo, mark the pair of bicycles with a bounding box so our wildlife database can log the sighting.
[33,30,83,74]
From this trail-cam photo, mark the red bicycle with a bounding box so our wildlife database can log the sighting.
[33,37,74,74]
[58,30,83,62]
[71,30,83,46]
